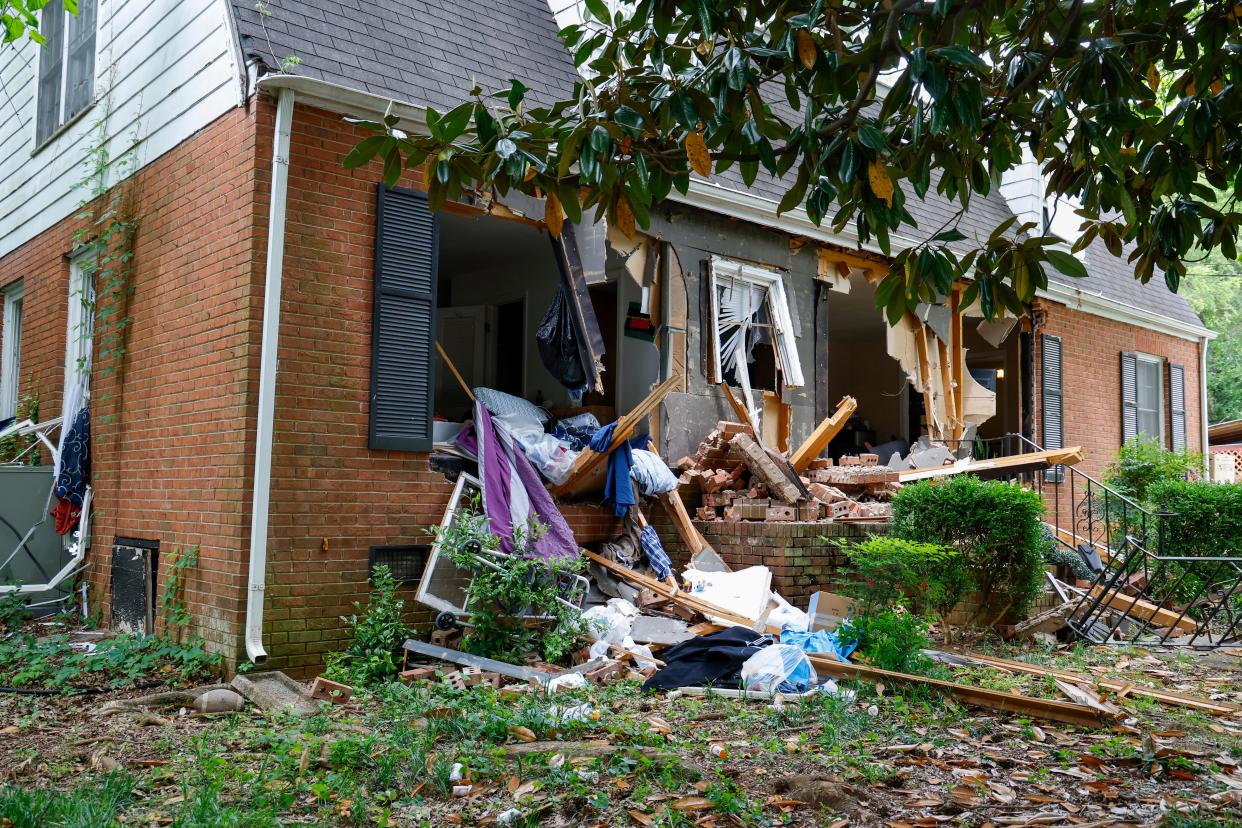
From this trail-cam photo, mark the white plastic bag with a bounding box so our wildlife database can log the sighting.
[740,644,817,694]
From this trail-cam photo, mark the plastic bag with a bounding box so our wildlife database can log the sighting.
[536,284,587,390]
[740,644,816,694]
[583,598,639,644]
[767,591,810,633]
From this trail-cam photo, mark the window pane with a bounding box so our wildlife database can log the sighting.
[64,0,96,120]
[35,5,65,145]
[1135,359,1161,439]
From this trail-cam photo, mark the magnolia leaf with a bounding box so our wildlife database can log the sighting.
[796,29,817,70]
[1045,249,1088,279]
[685,130,712,177]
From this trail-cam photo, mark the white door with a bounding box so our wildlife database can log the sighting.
[436,306,488,420]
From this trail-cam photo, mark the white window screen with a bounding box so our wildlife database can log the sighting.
[1135,357,1163,441]
[1,281,23,419]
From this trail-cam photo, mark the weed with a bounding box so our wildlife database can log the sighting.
[323,564,407,687]
[0,772,134,828]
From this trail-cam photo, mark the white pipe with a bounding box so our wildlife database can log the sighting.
[1200,335,1211,477]
[245,86,295,665]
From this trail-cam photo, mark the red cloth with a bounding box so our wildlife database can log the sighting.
[51,497,80,535]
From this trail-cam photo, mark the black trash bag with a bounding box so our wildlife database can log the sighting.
[536,283,587,390]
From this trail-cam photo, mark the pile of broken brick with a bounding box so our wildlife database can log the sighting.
[674,421,897,523]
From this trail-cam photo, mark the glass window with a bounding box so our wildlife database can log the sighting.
[35,0,96,146]
[1136,357,1162,441]
[1,281,23,420]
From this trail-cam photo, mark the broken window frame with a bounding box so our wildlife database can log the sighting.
[706,257,805,393]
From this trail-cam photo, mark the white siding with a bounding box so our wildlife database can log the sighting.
[0,0,242,257]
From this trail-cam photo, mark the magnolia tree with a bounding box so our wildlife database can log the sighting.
[346,0,1242,321]
[2,0,76,44]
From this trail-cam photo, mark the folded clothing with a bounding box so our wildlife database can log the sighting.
[630,449,678,495]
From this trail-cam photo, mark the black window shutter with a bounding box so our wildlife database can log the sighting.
[1169,362,1186,452]
[369,185,438,452]
[1041,335,1064,482]
[35,5,65,145]
[64,0,96,121]
[1120,351,1138,444]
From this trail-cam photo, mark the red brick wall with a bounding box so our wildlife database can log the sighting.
[0,101,266,659]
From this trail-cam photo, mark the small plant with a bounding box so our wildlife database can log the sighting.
[837,609,936,676]
[838,535,971,637]
[158,545,199,643]
[432,496,592,664]
[324,564,408,688]
[890,475,1047,624]
[0,589,26,632]
[0,395,40,464]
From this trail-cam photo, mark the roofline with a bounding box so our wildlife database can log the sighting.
[255,73,1216,344]
[1209,419,1242,444]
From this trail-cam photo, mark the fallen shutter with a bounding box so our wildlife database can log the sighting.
[369,185,438,452]
[1120,351,1138,444]
[35,5,65,145]
[1041,335,1064,482]
[549,226,607,394]
[64,0,97,122]
[1169,362,1186,452]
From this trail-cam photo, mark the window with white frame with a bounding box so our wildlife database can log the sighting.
[35,0,97,146]
[1135,354,1163,441]
[64,254,95,404]
[1,280,23,420]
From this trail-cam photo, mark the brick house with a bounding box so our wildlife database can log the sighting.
[0,0,1212,671]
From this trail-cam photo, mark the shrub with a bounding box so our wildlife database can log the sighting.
[890,475,1046,622]
[324,565,408,688]
[1105,436,1202,502]
[433,497,592,665]
[839,536,971,632]
[1147,479,1242,559]
[837,609,936,675]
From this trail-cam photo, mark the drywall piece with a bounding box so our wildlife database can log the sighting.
[689,545,731,573]
[683,565,773,626]
[976,317,1019,348]
[629,616,695,646]
[230,671,319,716]
[906,437,955,469]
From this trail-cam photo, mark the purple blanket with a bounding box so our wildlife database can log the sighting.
[455,403,577,560]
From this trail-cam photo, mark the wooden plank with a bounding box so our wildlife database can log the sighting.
[789,395,858,472]
[899,446,1085,481]
[805,654,1104,728]
[908,312,938,439]
[551,376,679,497]
[717,382,756,433]
[1087,586,1199,634]
[944,651,1238,715]
[937,337,958,443]
[435,341,476,403]
[656,490,709,555]
[949,289,965,442]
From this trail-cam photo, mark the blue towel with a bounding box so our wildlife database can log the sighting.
[590,421,647,517]
[639,525,672,581]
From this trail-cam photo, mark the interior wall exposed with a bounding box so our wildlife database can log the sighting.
[435,210,573,420]
[827,273,909,451]
[964,319,1022,440]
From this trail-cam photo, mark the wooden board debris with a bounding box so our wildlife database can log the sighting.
[899,446,1085,481]
[789,396,858,472]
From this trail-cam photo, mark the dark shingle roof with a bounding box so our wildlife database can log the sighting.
[230,0,1205,331]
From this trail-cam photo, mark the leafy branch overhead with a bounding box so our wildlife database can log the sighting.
[345,0,1242,320]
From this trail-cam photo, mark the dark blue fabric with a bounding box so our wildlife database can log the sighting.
[589,421,648,517]
[54,405,90,508]
[639,524,672,580]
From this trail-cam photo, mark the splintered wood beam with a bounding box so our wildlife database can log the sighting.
[950,288,965,442]
[1086,586,1199,634]
[942,651,1238,715]
[551,376,679,498]
[656,490,710,556]
[789,395,858,472]
[806,654,1104,728]
[937,337,958,443]
[907,312,938,440]
[717,382,754,431]
[899,446,1085,481]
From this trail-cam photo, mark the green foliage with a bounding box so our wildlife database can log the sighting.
[433,497,591,664]
[0,772,132,828]
[158,545,198,642]
[1105,436,1203,502]
[1148,479,1242,559]
[348,1,1242,321]
[838,536,970,626]
[323,564,408,688]
[0,395,40,464]
[0,630,218,689]
[890,475,1046,621]
[837,609,936,676]
[0,0,76,47]
[0,589,25,632]
[1184,250,1242,423]
[1042,543,1095,583]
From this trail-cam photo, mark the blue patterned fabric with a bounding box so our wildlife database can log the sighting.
[639,524,672,581]
[54,404,90,508]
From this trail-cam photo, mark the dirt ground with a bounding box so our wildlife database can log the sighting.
[2,641,1242,827]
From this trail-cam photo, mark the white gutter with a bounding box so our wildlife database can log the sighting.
[1039,280,1215,343]
[245,85,295,665]
[1200,335,1211,476]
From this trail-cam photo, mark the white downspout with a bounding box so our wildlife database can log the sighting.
[1200,335,1211,478]
[245,86,295,664]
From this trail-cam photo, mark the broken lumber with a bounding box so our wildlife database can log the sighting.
[552,376,679,497]
[730,432,802,504]
[656,490,712,556]
[1085,586,1198,634]
[805,654,1105,728]
[789,396,858,472]
[899,446,1085,481]
[717,382,756,433]
[930,650,1239,716]
[403,639,594,686]
[1004,601,1075,640]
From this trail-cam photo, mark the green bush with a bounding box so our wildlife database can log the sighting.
[890,475,1046,622]
[1147,479,1242,559]
[323,565,408,688]
[837,609,936,675]
[1105,436,1202,502]
[839,536,971,630]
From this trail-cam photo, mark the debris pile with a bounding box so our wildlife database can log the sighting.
[674,421,896,523]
